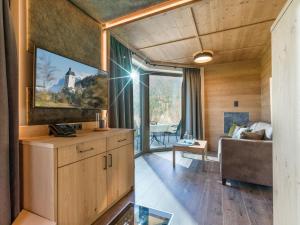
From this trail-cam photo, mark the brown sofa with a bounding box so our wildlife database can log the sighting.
[220,137,273,186]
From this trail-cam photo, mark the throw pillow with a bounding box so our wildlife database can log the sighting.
[250,122,272,139]
[240,129,265,140]
[227,123,237,137]
[232,127,249,139]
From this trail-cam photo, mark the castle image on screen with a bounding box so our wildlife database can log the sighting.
[34,48,108,109]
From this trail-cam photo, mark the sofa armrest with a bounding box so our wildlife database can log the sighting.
[220,138,272,186]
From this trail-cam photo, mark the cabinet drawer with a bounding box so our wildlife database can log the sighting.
[107,132,133,150]
[58,139,106,167]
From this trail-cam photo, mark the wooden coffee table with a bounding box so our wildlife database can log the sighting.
[173,140,207,171]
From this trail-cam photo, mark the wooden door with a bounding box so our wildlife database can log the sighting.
[58,155,99,225]
[118,144,134,197]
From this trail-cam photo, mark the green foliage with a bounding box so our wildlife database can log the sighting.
[149,76,182,124]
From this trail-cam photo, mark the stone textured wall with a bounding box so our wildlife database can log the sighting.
[27,0,103,124]
[28,0,100,68]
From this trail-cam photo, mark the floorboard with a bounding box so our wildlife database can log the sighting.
[94,152,272,225]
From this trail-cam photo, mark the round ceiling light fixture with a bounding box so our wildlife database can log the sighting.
[193,50,213,64]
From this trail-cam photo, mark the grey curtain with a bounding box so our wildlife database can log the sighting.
[182,68,203,140]
[139,69,150,152]
[0,0,20,224]
[109,36,133,128]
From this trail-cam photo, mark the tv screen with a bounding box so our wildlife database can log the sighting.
[34,47,108,109]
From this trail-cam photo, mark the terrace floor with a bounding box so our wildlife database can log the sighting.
[135,134,179,155]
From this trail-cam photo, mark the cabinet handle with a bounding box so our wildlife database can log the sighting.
[77,147,94,153]
[108,154,112,167]
[118,138,127,142]
[103,156,107,170]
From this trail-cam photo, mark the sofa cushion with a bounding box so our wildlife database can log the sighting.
[240,129,265,140]
[250,122,272,139]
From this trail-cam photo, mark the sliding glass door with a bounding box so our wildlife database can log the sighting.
[149,74,183,151]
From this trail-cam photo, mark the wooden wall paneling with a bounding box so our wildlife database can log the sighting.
[271,0,300,224]
[204,60,261,151]
[260,43,272,122]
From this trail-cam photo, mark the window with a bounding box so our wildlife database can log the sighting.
[149,75,183,151]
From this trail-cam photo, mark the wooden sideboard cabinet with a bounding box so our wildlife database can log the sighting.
[20,129,134,225]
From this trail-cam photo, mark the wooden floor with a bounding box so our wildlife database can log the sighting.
[94,152,273,225]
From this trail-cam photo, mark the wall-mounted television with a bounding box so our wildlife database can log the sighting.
[33,47,108,110]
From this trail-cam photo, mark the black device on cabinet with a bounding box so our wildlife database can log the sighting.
[49,124,76,137]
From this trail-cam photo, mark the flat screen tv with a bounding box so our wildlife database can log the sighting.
[33,47,108,109]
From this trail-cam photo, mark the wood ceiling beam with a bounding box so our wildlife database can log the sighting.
[102,0,200,30]
[190,7,203,51]
[139,36,197,50]
[138,18,275,50]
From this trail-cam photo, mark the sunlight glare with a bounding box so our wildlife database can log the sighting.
[130,70,139,80]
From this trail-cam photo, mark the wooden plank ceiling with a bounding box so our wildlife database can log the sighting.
[110,0,286,65]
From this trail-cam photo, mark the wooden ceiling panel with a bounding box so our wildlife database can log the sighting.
[164,45,264,65]
[109,0,286,65]
[139,38,200,61]
[201,21,273,52]
[209,46,264,64]
[192,0,287,34]
[112,7,196,49]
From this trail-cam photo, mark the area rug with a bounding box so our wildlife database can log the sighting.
[154,151,219,168]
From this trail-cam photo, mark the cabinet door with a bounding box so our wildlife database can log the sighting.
[107,144,134,205]
[107,148,119,205]
[58,153,106,225]
[96,153,108,215]
[118,144,134,197]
